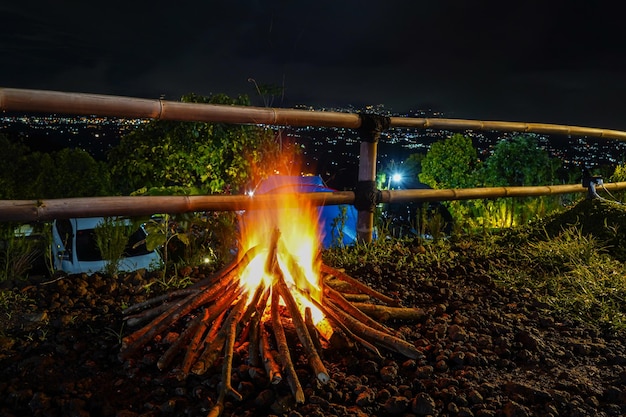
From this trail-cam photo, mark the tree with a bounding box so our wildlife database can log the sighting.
[30,148,112,198]
[419,133,480,189]
[108,93,282,195]
[482,134,562,227]
[417,134,481,228]
[482,134,559,187]
[0,134,30,199]
[0,135,111,199]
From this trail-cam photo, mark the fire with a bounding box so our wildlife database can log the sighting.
[238,177,326,324]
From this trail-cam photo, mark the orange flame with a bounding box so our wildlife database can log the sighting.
[238,176,325,324]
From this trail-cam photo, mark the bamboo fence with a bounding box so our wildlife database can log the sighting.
[2,87,626,234]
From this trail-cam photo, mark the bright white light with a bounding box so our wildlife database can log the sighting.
[392,173,402,183]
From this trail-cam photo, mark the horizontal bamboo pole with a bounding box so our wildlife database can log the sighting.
[389,117,626,142]
[0,88,361,128]
[3,88,626,140]
[2,182,626,223]
[0,192,353,222]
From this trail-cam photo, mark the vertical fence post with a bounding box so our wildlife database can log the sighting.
[354,114,390,242]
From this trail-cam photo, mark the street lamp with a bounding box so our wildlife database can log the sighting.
[387,172,403,189]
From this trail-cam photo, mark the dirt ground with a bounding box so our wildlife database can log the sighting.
[2,247,626,417]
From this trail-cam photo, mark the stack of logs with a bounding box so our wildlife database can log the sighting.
[119,230,424,417]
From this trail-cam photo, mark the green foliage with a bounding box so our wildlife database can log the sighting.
[143,267,194,295]
[419,133,480,189]
[0,223,41,282]
[0,135,30,199]
[0,289,32,312]
[107,93,282,195]
[329,205,348,247]
[419,133,482,227]
[144,213,184,274]
[0,134,112,199]
[482,135,559,187]
[32,148,113,198]
[94,217,136,276]
[478,135,563,227]
[490,224,626,331]
[418,133,568,230]
[609,162,626,202]
[144,211,236,276]
[525,197,626,262]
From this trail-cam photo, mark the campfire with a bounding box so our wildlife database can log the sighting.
[119,179,423,416]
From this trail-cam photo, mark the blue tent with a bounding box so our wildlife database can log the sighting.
[253,175,359,248]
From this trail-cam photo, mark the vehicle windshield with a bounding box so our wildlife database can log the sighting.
[75,227,153,262]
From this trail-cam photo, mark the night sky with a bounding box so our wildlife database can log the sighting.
[3,1,626,130]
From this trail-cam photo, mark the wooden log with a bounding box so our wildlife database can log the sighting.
[307,294,382,358]
[124,301,176,327]
[271,289,305,404]
[325,299,422,360]
[321,264,400,306]
[305,307,323,352]
[340,293,371,302]
[247,312,261,368]
[122,288,198,315]
[120,278,241,360]
[352,303,426,322]
[273,275,329,384]
[182,309,225,377]
[120,244,262,359]
[219,295,249,402]
[190,312,227,375]
[323,286,400,337]
[260,324,282,384]
[157,308,207,371]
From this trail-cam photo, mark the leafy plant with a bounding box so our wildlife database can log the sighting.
[94,217,135,276]
[329,205,348,247]
[0,223,41,282]
[0,288,32,311]
[143,265,194,295]
[144,213,190,275]
[107,93,282,196]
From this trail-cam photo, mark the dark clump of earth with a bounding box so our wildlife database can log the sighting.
[1,199,626,417]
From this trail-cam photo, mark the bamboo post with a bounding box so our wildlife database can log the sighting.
[355,114,390,243]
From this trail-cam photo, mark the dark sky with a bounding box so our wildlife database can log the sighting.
[3,1,626,130]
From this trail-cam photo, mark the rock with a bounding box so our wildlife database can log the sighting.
[502,400,530,417]
[383,395,409,414]
[380,365,397,382]
[412,392,437,416]
[448,324,468,342]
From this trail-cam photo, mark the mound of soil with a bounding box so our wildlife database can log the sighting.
[1,201,626,417]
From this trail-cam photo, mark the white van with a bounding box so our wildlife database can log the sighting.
[51,217,161,274]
